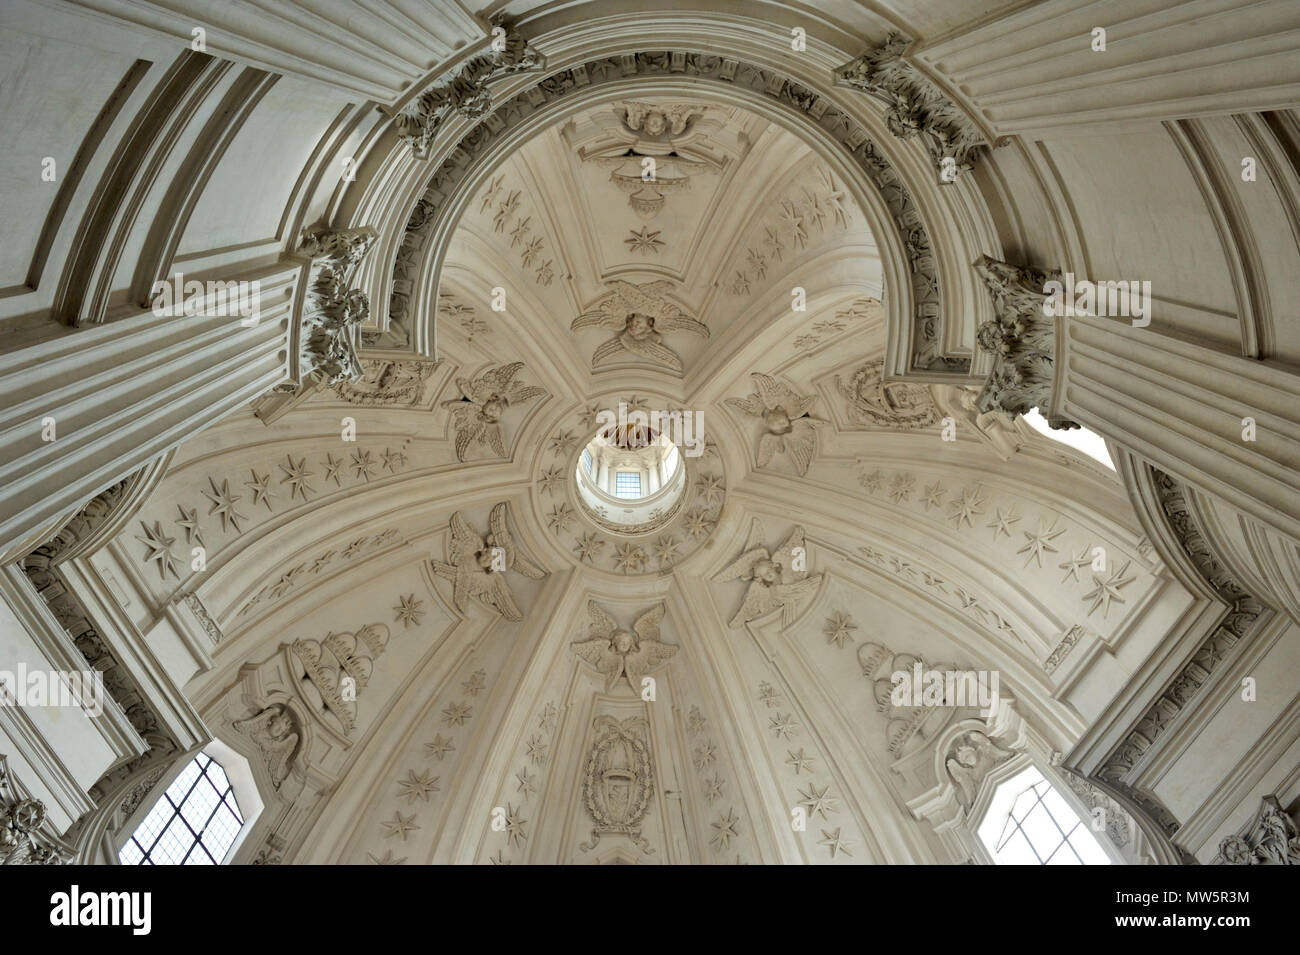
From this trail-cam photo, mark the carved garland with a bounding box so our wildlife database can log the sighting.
[386,50,962,373]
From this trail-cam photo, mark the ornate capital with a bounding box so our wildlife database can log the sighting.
[299,227,377,385]
[835,32,990,174]
[394,15,545,159]
[971,254,1076,428]
[1217,796,1299,864]
[0,757,72,864]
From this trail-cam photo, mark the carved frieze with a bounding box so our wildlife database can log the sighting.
[393,15,544,159]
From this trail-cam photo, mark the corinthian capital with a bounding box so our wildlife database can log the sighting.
[835,32,991,174]
[300,227,377,385]
[971,255,1076,429]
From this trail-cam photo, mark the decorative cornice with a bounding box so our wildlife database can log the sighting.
[386,50,962,374]
[393,15,545,160]
[834,32,993,174]
[1090,468,1270,840]
[971,255,1075,428]
[300,227,378,385]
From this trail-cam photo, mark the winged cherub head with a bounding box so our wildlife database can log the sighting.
[441,362,546,460]
[571,281,709,372]
[571,602,677,693]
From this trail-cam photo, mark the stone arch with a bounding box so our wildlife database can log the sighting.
[361,47,987,378]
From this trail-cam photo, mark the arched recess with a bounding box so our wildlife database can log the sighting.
[342,36,996,382]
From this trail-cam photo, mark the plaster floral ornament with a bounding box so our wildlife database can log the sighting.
[571,601,678,693]
[713,520,822,627]
[430,503,546,621]
[570,280,709,372]
[441,362,546,461]
[725,373,822,475]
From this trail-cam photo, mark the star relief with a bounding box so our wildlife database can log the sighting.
[823,612,858,649]
[570,280,709,372]
[570,601,677,693]
[572,532,605,564]
[393,593,425,629]
[203,476,247,533]
[1084,560,1135,618]
[725,373,822,475]
[441,362,546,461]
[712,520,822,627]
[135,521,180,580]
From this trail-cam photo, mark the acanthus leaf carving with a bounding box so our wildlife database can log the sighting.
[1217,796,1300,865]
[834,32,992,174]
[971,255,1075,428]
[300,227,377,385]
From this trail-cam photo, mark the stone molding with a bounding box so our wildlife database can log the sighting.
[385,49,961,374]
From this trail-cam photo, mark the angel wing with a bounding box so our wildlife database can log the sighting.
[712,546,769,583]
[756,432,782,468]
[633,603,665,642]
[656,312,710,338]
[454,417,485,460]
[482,573,523,621]
[585,600,618,641]
[570,637,625,691]
[724,393,767,418]
[502,383,546,405]
[489,503,545,578]
[571,296,627,331]
[771,527,807,578]
[447,511,485,564]
[621,333,683,370]
[484,423,506,457]
[729,580,779,627]
[785,421,817,475]
[773,575,821,606]
[607,280,675,314]
[624,639,677,684]
[480,362,526,396]
[752,373,817,418]
[591,336,627,366]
